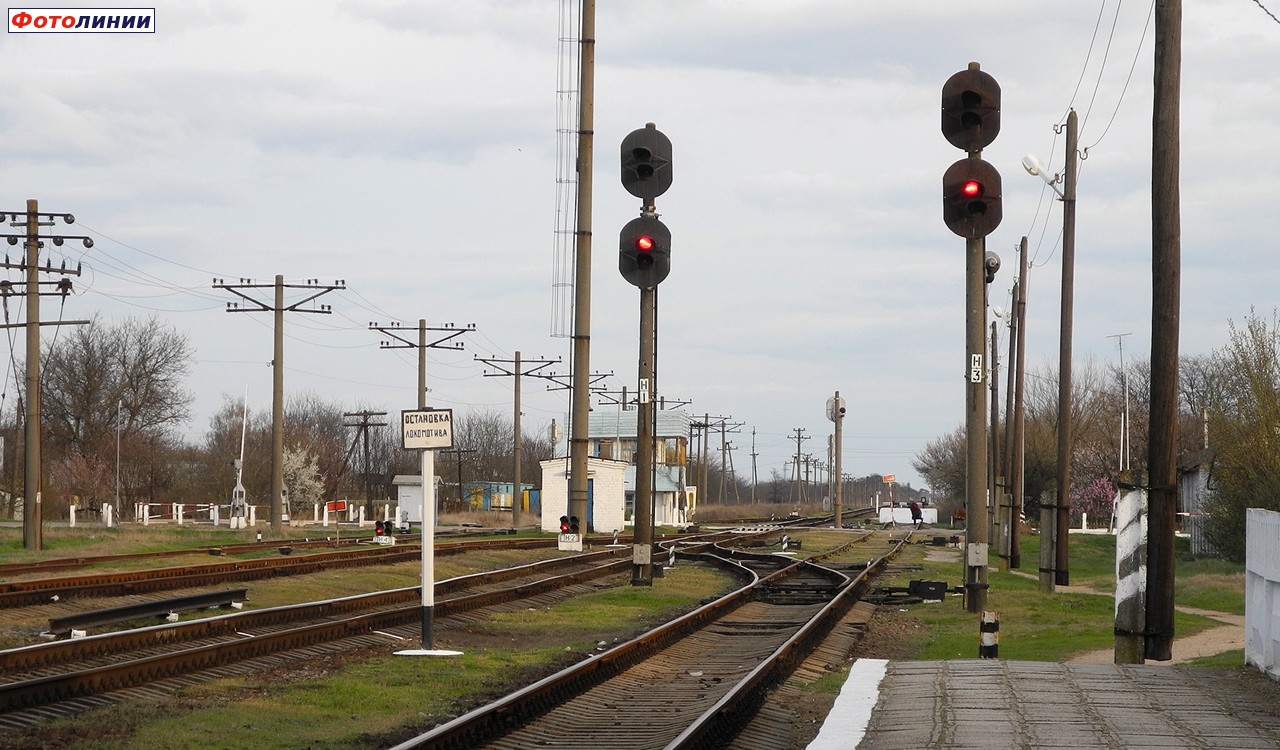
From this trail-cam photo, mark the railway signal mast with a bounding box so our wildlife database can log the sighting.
[941,63,1002,614]
[619,122,673,587]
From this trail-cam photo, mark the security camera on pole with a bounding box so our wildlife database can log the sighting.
[941,62,1001,614]
[619,122,672,587]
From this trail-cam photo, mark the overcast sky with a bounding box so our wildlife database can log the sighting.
[1,1,1277,495]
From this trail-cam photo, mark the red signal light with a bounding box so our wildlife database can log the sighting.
[635,235,655,252]
[961,180,983,198]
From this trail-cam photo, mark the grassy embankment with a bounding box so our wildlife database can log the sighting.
[873,530,1245,666]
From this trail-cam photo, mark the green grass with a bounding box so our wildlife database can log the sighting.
[10,562,738,750]
[42,647,572,750]
[881,535,1236,662]
[1013,532,1246,614]
[1185,649,1246,669]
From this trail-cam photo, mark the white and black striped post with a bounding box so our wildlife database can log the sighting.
[979,611,1000,658]
[1114,489,1147,663]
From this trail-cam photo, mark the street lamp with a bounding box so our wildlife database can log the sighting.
[1021,154,1064,197]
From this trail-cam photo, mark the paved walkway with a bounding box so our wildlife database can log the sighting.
[809,658,1280,749]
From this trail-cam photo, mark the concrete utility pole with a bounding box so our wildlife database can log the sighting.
[717,420,743,503]
[789,428,809,503]
[1146,0,1182,663]
[567,0,597,532]
[217,276,345,533]
[1009,236,1029,568]
[371,320,473,528]
[476,351,558,528]
[0,200,91,551]
[342,411,388,512]
[991,321,1007,571]
[1053,109,1080,588]
[690,414,730,503]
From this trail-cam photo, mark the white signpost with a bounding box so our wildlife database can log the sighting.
[397,408,460,657]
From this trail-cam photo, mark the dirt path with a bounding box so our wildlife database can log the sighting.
[1067,606,1244,665]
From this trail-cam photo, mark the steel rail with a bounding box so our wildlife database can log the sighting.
[0,547,631,673]
[0,555,635,712]
[388,532,890,750]
[664,534,910,749]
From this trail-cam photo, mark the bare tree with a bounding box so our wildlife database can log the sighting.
[912,426,965,501]
[38,316,193,514]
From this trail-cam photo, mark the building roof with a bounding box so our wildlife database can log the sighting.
[588,409,690,440]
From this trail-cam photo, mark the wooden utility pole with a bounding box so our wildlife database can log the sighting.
[218,276,345,532]
[1146,0,1182,662]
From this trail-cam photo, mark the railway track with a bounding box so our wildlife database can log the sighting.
[0,546,641,726]
[389,530,908,750]
[0,532,630,580]
[0,525,818,726]
[0,534,645,609]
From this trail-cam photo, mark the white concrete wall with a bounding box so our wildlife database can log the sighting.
[877,507,939,525]
[539,457,628,534]
[1246,508,1280,680]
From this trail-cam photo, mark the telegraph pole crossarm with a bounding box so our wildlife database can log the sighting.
[543,368,610,394]
[373,321,474,352]
[215,278,346,314]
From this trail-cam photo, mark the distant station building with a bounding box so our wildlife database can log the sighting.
[538,456,629,534]
[539,409,692,533]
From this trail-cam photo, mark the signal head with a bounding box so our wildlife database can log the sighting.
[941,66,1001,152]
[942,156,1003,239]
[620,125,673,200]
